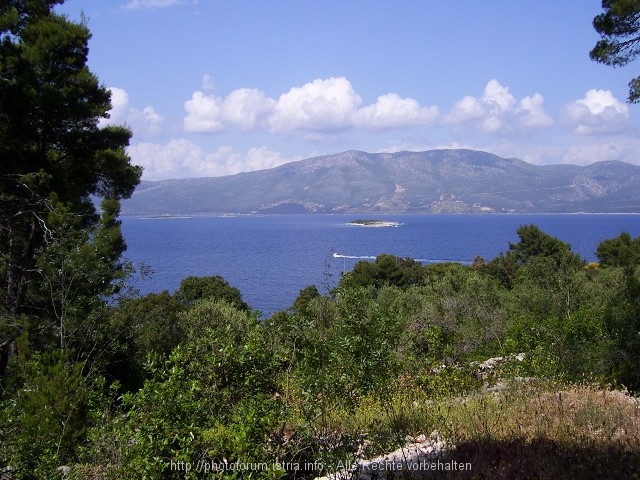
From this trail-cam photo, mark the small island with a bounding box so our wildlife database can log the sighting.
[348,219,401,228]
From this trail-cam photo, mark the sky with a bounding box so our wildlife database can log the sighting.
[56,1,640,181]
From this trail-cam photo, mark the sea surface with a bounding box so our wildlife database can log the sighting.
[120,214,640,317]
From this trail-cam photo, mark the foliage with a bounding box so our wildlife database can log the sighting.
[335,253,425,291]
[291,284,321,313]
[108,274,251,389]
[0,0,141,376]
[482,251,518,289]
[420,263,507,359]
[590,0,640,102]
[596,231,640,266]
[78,300,285,479]
[333,285,403,395]
[175,274,250,310]
[0,2,141,475]
[108,290,184,389]
[602,266,640,389]
[31,200,132,354]
[508,224,583,268]
[500,256,614,381]
[1,350,99,478]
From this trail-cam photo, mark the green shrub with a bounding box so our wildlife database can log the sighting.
[2,350,96,478]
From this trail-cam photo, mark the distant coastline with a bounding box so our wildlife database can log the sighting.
[348,219,401,227]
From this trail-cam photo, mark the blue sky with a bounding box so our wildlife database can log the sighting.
[57,1,640,180]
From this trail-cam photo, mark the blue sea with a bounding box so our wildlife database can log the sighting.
[120,214,640,317]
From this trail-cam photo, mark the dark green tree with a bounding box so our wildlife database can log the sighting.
[508,225,583,268]
[292,284,321,313]
[483,252,519,289]
[0,1,141,372]
[174,275,249,311]
[0,4,140,474]
[596,231,640,267]
[590,0,640,102]
[108,291,184,390]
[337,254,425,291]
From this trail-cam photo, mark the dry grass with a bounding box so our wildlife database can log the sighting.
[432,380,640,479]
[320,380,640,479]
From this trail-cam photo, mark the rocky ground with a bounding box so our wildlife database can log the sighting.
[314,431,450,480]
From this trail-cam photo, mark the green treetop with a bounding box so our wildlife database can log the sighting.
[1,1,141,369]
[596,231,640,267]
[508,224,583,268]
[590,0,640,102]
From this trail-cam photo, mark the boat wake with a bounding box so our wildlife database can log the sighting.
[332,253,471,265]
[332,253,376,260]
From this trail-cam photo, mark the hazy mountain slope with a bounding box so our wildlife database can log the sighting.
[122,149,640,215]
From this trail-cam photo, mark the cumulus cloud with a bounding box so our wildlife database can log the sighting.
[268,77,363,133]
[354,93,439,129]
[101,87,165,135]
[122,0,196,11]
[105,87,130,121]
[183,77,438,136]
[184,89,275,132]
[564,89,629,135]
[183,92,224,132]
[517,93,553,128]
[444,79,553,134]
[129,139,204,180]
[129,140,299,180]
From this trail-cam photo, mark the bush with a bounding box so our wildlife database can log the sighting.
[2,350,97,478]
[80,300,286,478]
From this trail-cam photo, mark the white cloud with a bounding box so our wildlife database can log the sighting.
[122,0,196,11]
[105,87,130,122]
[444,79,553,134]
[517,93,554,129]
[183,77,438,136]
[564,89,629,135]
[354,93,438,129]
[224,89,277,130]
[101,87,165,136]
[445,95,485,123]
[129,139,204,180]
[129,140,299,180]
[139,106,164,128]
[184,89,275,132]
[183,92,225,132]
[268,77,363,133]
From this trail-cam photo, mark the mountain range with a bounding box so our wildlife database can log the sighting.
[121,149,640,215]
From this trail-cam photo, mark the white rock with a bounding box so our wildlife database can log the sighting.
[314,431,448,480]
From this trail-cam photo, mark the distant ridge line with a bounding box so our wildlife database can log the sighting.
[122,149,640,216]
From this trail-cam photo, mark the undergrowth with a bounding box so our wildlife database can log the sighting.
[314,380,640,479]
